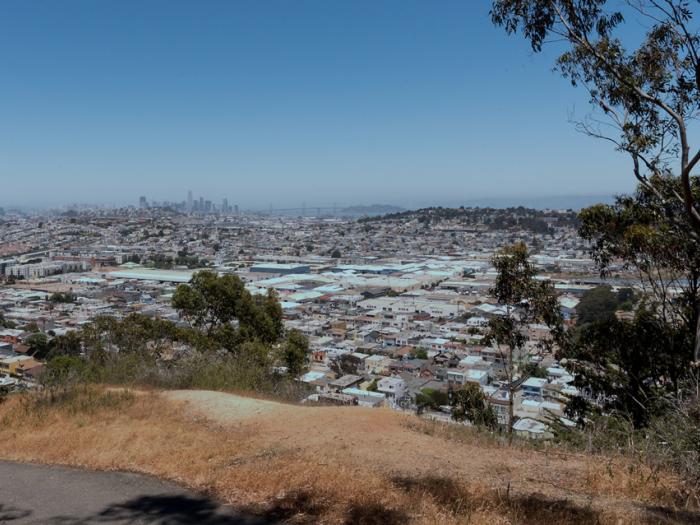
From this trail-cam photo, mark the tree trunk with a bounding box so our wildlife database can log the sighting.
[508,386,514,445]
[695,309,700,363]
[507,347,514,445]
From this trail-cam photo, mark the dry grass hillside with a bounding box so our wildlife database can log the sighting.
[0,387,696,524]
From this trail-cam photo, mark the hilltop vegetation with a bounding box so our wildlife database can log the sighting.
[34,271,310,398]
[359,206,578,234]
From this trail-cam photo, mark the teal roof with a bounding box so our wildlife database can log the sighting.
[107,269,194,283]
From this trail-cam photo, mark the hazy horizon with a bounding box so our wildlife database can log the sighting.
[1,1,636,207]
[1,193,618,213]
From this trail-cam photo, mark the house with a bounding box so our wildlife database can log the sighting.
[433,351,458,367]
[341,387,386,407]
[521,377,548,401]
[558,295,580,320]
[300,370,333,392]
[0,329,23,345]
[0,355,37,375]
[388,359,425,376]
[419,337,450,352]
[317,392,356,406]
[447,368,488,387]
[466,316,488,327]
[513,417,553,440]
[377,377,407,404]
[485,387,511,427]
[311,348,328,364]
[0,342,12,356]
[392,346,413,359]
[330,374,364,391]
[365,354,389,374]
[350,352,370,373]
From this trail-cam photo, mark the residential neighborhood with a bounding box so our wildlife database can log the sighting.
[0,204,636,439]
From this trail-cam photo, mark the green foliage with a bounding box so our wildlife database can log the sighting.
[41,331,83,360]
[520,362,548,379]
[410,347,428,360]
[561,308,693,429]
[23,322,40,333]
[143,253,208,270]
[80,314,185,357]
[491,242,536,304]
[575,286,618,325]
[331,249,341,258]
[25,273,308,401]
[488,243,563,441]
[359,206,577,232]
[40,356,89,388]
[330,353,358,377]
[24,332,49,358]
[490,0,700,489]
[0,313,16,329]
[450,383,498,429]
[575,285,638,325]
[569,182,700,428]
[491,1,700,234]
[489,242,564,352]
[49,292,76,304]
[280,329,308,376]
[172,271,283,345]
[145,253,174,269]
[416,388,449,410]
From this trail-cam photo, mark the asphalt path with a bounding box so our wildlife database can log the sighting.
[0,461,274,524]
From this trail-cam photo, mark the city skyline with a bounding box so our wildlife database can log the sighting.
[1,191,618,213]
[0,1,635,208]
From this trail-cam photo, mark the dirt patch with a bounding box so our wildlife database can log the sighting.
[164,390,288,422]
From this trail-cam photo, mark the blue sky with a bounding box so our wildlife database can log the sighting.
[0,1,634,209]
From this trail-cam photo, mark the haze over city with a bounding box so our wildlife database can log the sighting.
[0,1,634,209]
[3,1,700,523]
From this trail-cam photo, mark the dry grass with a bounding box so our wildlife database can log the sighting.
[0,386,695,524]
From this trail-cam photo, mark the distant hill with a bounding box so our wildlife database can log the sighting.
[338,204,404,218]
[358,205,579,233]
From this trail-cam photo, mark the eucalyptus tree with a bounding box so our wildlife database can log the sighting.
[488,243,564,441]
[491,0,700,361]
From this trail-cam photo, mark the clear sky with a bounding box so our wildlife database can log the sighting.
[0,0,635,209]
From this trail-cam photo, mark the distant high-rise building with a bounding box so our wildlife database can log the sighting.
[204,200,212,213]
[187,190,193,212]
[222,198,229,214]
[139,196,147,209]
[199,197,204,212]
[234,204,239,215]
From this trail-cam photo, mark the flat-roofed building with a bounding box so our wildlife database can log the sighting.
[250,263,310,275]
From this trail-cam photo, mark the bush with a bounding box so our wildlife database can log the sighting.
[410,347,428,360]
[451,383,497,429]
[41,350,311,403]
[643,380,700,505]
[416,388,448,410]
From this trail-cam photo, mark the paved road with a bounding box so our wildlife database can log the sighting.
[0,461,273,524]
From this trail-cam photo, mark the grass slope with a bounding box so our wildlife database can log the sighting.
[0,387,695,524]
